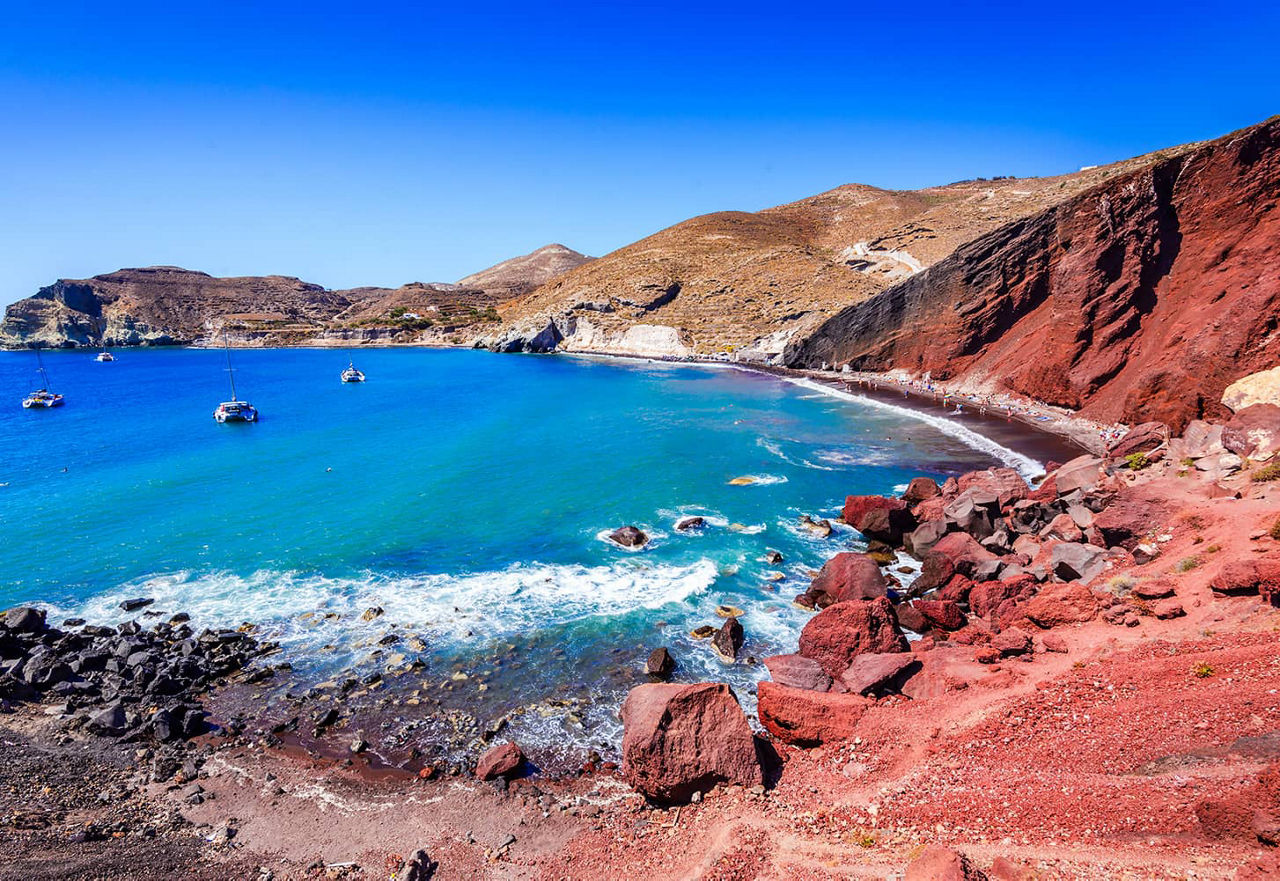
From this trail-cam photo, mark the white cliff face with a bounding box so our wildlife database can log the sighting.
[559,319,691,358]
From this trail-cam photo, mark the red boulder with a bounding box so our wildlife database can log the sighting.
[931,531,999,576]
[762,653,832,692]
[475,741,525,781]
[969,575,1037,618]
[1022,583,1099,628]
[838,652,920,695]
[756,680,870,746]
[902,477,941,505]
[797,598,910,678]
[916,599,966,631]
[957,467,1028,506]
[904,844,990,881]
[798,552,887,608]
[842,495,905,527]
[621,682,762,803]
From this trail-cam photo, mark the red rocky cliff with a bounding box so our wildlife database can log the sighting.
[787,118,1280,431]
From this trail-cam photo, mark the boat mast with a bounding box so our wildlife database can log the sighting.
[35,347,51,391]
[223,331,239,402]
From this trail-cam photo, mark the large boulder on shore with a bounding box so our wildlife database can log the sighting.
[907,518,949,557]
[1022,583,1099,628]
[1092,489,1171,550]
[756,680,871,746]
[762,653,832,692]
[842,494,905,527]
[1052,455,1104,496]
[838,652,920,695]
[856,505,917,545]
[620,682,762,803]
[796,552,887,609]
[475,741,525,781]
[1050,541,1107,583]
[957,467,1028,506]
[902,476,940,505]
[797,597,909,678]
[3,607,47,635]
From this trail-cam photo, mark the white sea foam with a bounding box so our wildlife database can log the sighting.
[64,560,719,661]
[757,437,844,471]
[768,374,1044,480]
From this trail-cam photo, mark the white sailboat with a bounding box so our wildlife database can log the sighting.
[22,348,64,409]
[213,333,257,423]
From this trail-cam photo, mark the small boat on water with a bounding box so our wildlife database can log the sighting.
[213,333,257,423]
[340,362,366,383]
[95,350,114,362]
[22,349,64,409]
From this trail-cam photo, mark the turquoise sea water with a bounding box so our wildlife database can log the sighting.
[0,347,1039,755]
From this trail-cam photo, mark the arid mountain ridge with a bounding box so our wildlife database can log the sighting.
[480,138,1205,357]
[2,133,1202,354]
[0,245,593,349]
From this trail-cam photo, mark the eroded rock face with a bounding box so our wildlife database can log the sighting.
[786,118,1280,431]
[620,682,762,803]
[797,598,909,678]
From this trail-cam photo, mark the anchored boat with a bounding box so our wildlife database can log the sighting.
[22,349,64,409]
[95,350,114,362]
[213,333,258,423]
[341,361,366,383]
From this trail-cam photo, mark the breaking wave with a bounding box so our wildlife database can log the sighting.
[769,375,1044,480]
[63,560,719,667]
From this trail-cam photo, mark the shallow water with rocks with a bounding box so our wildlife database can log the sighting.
[1,348,1055,765]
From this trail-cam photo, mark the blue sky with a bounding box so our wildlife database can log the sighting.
[1,1,1276,304]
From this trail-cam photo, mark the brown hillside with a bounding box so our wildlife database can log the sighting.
[492,147,1198,356]
[457,243,593,298]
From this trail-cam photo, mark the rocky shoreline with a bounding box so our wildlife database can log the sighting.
[6,376,1280,877]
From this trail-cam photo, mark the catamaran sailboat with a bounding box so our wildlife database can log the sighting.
[213,334,257,423]
[95,350,114,362]
[22,349,64,409]
[340,361,365,383]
